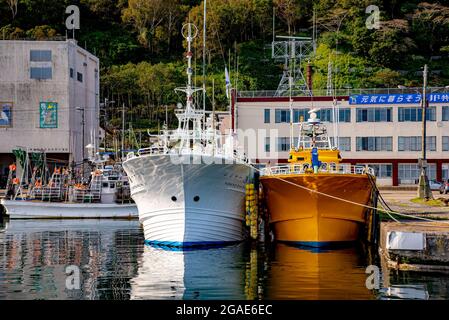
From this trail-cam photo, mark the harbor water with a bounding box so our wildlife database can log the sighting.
[0,218,448,300]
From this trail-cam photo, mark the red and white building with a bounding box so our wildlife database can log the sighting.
[232,89,449,186]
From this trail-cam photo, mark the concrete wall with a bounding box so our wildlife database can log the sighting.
[0,39,99,165]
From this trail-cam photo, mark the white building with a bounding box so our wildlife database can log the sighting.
[0,39,99,179]
[233,90,449,186]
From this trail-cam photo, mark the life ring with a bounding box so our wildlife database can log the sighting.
[9,164,16,172]
[12,178,20,185]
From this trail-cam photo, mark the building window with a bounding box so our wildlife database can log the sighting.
[265,137,270,152]
[357,164,392,178]
[398,136,436,151]
[277,137,290,152]
[70,68,74,78]
[330,137,351,151]
[293,109,310,122]
[398,163,436,185]
[264,109,270,123]
[339,108,351,122]
[443,136,449,151]
[77,72,83,82]
[398,107,436,122]
[318,109,333,122]
[443,163,449,180]
[275,109,290,123]
[356,137,392,151]
[30,50,52,62]
[443,107,449,121]
[356,108,392,122]
[30,67,52,80]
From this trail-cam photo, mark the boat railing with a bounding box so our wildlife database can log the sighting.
[261,163,374,176]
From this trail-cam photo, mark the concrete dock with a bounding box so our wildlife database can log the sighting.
[380,221,449,272]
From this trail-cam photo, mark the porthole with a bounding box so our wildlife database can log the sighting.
[171,196,177,202]
[193,196,200,202]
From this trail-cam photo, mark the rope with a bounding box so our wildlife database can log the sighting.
[246,163,449,226]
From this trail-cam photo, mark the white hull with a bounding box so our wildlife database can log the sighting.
[0,199,138,219]
[123,154,252,246]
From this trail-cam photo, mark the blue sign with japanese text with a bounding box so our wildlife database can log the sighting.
[349,93,449,105]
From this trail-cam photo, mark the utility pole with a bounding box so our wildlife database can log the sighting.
[418,64,433,200]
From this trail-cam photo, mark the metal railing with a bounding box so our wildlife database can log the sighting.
[261,163,374,176]
[237,87,449,98]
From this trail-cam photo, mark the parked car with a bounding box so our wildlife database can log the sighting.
[429,180,443,191]
[440,179,449,194]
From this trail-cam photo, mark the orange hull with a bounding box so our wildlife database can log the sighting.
[260,174,373,246]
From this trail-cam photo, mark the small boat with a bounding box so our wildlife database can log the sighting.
[1,165,138,219]
[260,108,376,247]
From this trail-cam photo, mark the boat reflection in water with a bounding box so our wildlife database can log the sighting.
[264,243,376,300]
[130,243,254,300]
[0,219,143,300]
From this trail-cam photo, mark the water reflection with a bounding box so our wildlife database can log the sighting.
[264,243,375,300]
[130,244,252,300]
[0,219,448,300]
[0,219,143,300]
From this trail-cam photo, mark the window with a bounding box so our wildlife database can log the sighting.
[293,109,310,122]
[356,108,392,122]
[264,109,270,123]
[443,107,449,121]
[339,108,351,122]
[30,67,52,80]
[398,163,436,185]
[77,72,83,82]
[443,136,449,151]
[358,164,392,178]
[398,107,436,122]
[356,137,392,151]
[275,109,290,123]
[70,68,74,78]
[265,137,270,152]
[30,50,52,62]
[330,137,351,151]
[443,164,449,180]
[318,109,333,122]
[398,136,436,151]
[277,137,290,152]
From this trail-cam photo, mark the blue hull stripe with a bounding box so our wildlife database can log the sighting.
[144,240,241,250]
[280,240,357,250]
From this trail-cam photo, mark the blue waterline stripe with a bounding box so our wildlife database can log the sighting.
[280,240,357,250]
[144,240,242,250]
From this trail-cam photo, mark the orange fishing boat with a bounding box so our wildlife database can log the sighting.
[260,108,376,247]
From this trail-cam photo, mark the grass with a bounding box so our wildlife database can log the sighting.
[410,198,447,207]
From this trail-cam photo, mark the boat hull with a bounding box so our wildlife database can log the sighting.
[260,173,373,247]
[0,199,138,219]
[123,154,252,246]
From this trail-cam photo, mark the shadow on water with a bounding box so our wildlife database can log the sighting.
[0,219,448,300]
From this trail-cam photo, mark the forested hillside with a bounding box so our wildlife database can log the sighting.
[2,0,449,132]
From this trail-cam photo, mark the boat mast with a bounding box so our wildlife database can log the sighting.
[202,0,207,130]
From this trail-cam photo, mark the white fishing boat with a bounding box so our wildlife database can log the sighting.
[1,165,137,219]
[122,24,253,247]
